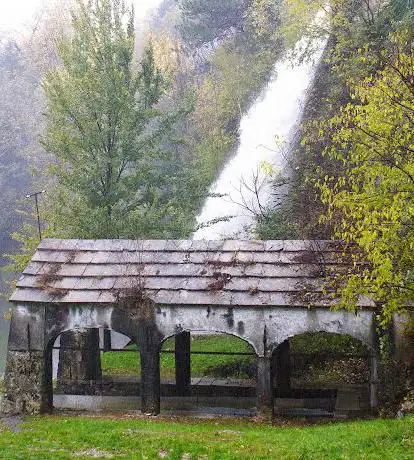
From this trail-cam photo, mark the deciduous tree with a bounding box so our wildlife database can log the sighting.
[42,0,177,239]
[178,0,252,45]
[318,30,414,324]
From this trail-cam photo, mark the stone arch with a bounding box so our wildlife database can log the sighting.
[269,328,378,415]
[159,329,258,408]
[264,308,375,355]
[42,304,149,413]
[272,331,370,389]
[270,328,373,356]
[45,325,139,412]
[155,305,267,356]
[45,305,139,347]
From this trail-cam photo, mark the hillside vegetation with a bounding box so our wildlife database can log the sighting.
[258,0,414,326]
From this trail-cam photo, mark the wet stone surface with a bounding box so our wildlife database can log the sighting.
[1,416,23,432]
[2,351,47,415]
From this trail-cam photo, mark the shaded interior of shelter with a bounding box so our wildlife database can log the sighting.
[272,332,371,417]
[51,329,258,413]
[51,328,371,417]
[157,331,258,413]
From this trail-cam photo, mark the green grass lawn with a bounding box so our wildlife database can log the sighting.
[101,333,366,384]
[101,335,256,380]
[0,415,412,459]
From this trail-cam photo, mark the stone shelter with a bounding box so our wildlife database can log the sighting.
[3,239,411,415]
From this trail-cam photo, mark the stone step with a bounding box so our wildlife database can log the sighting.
[53,395,257,413]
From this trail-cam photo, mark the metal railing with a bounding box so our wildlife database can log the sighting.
[52,346,255,356]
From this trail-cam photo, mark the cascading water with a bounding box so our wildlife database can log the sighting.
[193,20,328,240]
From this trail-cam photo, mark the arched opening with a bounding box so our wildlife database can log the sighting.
[159,331,258,415]
[272,332,371,417]
[49,327,140,411]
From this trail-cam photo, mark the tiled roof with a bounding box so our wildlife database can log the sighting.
[11,238,373,307]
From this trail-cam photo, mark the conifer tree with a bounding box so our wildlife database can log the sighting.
[42,0,167,238]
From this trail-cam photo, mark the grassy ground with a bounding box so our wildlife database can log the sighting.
[0,414,412,459]
[101,335,256,380]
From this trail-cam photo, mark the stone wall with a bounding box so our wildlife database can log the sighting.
[393,313,414,369]
[2,350,52,415]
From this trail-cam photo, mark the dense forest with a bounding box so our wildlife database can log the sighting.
[0,0,413,371]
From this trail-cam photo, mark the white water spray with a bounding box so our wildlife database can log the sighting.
[193,19,328,240]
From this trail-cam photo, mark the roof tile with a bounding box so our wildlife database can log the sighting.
[10,239,368,308]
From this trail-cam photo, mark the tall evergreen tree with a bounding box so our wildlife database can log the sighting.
[38,0,180,385]
[42,0,169,238]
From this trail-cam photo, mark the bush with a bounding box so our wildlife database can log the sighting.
[204,358,257,380]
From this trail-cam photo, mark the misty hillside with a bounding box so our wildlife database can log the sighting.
[0,0,413,374]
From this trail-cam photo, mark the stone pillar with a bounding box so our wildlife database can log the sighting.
[2,304,52,415]
[369,309,381,415]
[103,329,112,352]
[393,313,414,367]
[257,357,273,413]
[273,340,291,397]
[175,331,191,396]
[369,349,379,415]
[57,329,102,394]
[139,323,161,415]
[3,351,52,415]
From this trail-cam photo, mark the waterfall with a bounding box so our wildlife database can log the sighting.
[193,22,328,240]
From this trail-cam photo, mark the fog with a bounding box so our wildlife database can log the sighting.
[0,0,165,374]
